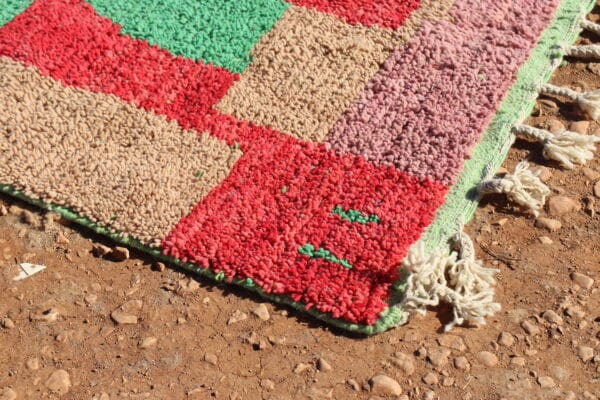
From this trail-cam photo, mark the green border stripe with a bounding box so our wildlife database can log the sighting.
[0,0,33,27]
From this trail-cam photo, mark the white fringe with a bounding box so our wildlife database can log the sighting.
[513,124,600,169]
[477,161,550,217]
[539,83,600,120]
[581,19,600,37]
[403,233,500,332]
[564,44,600,61]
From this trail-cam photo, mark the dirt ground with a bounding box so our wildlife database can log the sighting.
[2,17,600,400]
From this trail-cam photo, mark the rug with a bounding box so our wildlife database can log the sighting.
[1,0,599,334]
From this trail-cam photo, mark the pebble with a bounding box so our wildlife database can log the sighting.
[260,379,275,391]
[422,372,439,385]
[31,308,60,322]
[510,357,526,367]
[293,363,311,374]
[55,231,69,245]
[547,196,580,217]
[45,369,71,395]
[227,310,248,325]
[392,352,415,376]
[442,377,455,387]
[570,120,590,134]
[92,244,112,257]
[548,365,569,382]
[583,167,600,181]
[536,376,556,388]
[204,353,218,366]
[427,348,451,368]
[21,210,38,226]
[251,304,270,321]
[152,262,166,272]
[423,390,436,400]
[84,294,98,305]
[0,389,17,400]
[110,246,129,261]
[565,392,576,400]
[26,358,40,370]
[571,272,594,290]
[595,181,600,198]
[1,318,15,329]
[317,358,332,372]
[577,346,595,362]
[498,332,515,347]
[477,351,499,367]
[545,119,565,133]
[454,356,470,371]
[535,218,562,232]
[111,310,137,324]
[538,236,553,245]
[0,204,7,216]
[346,379,360,391]
[437,334,467,352]
[92,393,110,400]
[542,310,563,325]
[521,320,541,336]
[530,165,553,182]
[139,337,158,349]
[369,375,402,396]
[565,305,586,319]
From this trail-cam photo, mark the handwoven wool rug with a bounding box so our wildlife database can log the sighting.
[1,0,599,334]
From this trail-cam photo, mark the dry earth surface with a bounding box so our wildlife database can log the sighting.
[2,13,600,400]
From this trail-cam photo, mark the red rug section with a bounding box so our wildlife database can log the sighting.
[163,141,447,324]
[0,0,448,324]
[0,0,237,123]
[288,0,420,29]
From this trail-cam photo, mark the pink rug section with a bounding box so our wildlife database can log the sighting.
[327,0,560,185]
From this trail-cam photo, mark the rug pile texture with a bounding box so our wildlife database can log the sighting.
[0,0,596,333]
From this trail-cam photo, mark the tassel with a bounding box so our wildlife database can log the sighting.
[564,44,600,61]
[512,124,600,169]
[581,19,600,37]
[477,161,550,217]
[539,83,600,120]
[403,233,500,332]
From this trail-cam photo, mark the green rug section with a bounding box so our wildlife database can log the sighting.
[0,0,33,27]
[87,0,289,73]
[420,0,595,253]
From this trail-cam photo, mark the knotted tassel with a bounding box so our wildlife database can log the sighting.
[477,161,550,217]
[403,233,500,332]
[513,124,600,169]
[564,44,600,61]
[539,83,600,120]
[581,19,600,36]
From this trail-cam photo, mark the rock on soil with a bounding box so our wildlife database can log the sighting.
[547,196,580,217]
[251,304,270,321]
[45,369,71,395]
[369,375,402,396]
[437,334,466,352]
[570,272,594,290]
[476,351,499,367]
[0,388,17,400]
[535,218,562,232]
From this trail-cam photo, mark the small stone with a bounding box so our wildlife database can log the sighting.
[139,337,158,349]
[369,375,402,396]
[92,393,110,400]
[92,244,111,257]
[110,246,129,261]
[547,196,580,217]
[476,351,498,367]
[422,372,439,385]
[565,305,586,319]
[437,335,467,352]
[571,120,590,134]
[251,304,270,321]
[493,217,509,226]
[110,310,137,325]
[21,210,38,226]
[510,357,526,367]
[152,262,166,272]
[346,379,360,391]
[0,204,7,216]
[227,310,248,325]
[565,392,576,400]
[538,236,553,245]
[535,218,562,232]
[577,346,595,362]
[26,358,39,370]
[204,352,218,366]
[317,358,332,372]
[392,352,415,376]
[536,376,556,388]
[454,356,470,371]
[55,231,69,245]
[530,165,553,182]
[542,310,563,325]
[583,167,600,181]
[498,332,515,347]
[521,320,541,336]
[427,348,451,368]
[84,294,97,305]
[442,377,455,387]
[423,390,436,400]
[45,369,71,395]
[1,318,15,329]
[293,363,311,374]
[8,205,22,216]
[544,119,565,134]
[594,181,600,198]
[177,317,186,324]
[31,308,60,322]
[0,389,17,400]
[548,365,569,382]
[571,272,594,290]
[260,379,275,391]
